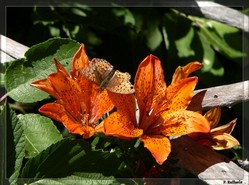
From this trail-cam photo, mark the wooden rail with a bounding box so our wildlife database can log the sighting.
[1,34,249,184]
[0,34,29,63]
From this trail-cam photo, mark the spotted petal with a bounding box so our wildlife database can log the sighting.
[54,58,70,77]
[48,71,83,121]
[151,110,210,136]
[134,55,166,121]
[171,61,202,83]
[103,112,143,140]
[39,103,94,138]
[166,77,198,113]
[71,44,89,79]
[140,135,171,165]
[30,59,70,99]
[30,78,58,99]
[90,89,114,124]
[108,92,137,125]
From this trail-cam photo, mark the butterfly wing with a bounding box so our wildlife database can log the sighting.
[107,70,135,94]
[80,61,98,83]
[81,58,134,94]
[92,58,114,81]
[81,58,114,85]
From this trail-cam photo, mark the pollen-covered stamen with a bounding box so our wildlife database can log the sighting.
[81,114,89,126]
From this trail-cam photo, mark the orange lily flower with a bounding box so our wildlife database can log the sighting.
[189,107,240,150]
[171,61,203,83]
[172,63,240,150]
[101,55,210,165]
[31,44,114,139]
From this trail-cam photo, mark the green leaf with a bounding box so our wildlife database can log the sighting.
[197,30,215,72]
[18,114,63,158]
[21,139,120,180]
[5,38,80,103]
[1,103,25,185]
[242,8,249,16]
[209,59,224,76]
[202,26,245,59]
[190,16,245,59]
[145,22,162,51]
[30,174,119,185]
[175,26,195,58]
[33,7,58,24]
[112,6,135,26]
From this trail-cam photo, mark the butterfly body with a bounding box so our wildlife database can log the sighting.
[81,58,135,94]
[95,68,115,91]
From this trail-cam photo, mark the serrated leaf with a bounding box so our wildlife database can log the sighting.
[5,38,80,103]
[30,174,119,185]
[21,139,119,180]
[18,114,63,158]
[2,103,25,185]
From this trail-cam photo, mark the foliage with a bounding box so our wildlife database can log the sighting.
[8,5,246,85]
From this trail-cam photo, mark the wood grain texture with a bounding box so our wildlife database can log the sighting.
[173,1,249,33]
[171,135,249,185]
[194,80,249,110]
[0,34,29,63]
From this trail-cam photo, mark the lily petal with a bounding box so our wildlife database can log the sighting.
[95,121,105,133]
[108,92,137,124]
[30,78,58,99]
[103,112,143,140]
[166,77,198,113]
[171,61,202,83]
[30,59,69,98]
[204,107,221,128]
[39,103,94,138]
[39,102,65,122]
[135,55,166,119]
[154,110,210,136]
[211,118,237,134]
[71,44,89,79]
[54,58,70,77]
[140,135,171,165]
[211,133,240,150]
[90,89,114,124]
[48,71,83,121]
[61,114,94,139]
[188,133,217,148]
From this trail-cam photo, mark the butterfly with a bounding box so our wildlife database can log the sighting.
[81,58,135,94]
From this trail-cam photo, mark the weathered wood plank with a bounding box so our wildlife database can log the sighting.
[194,80,249,110]
[171,135,249,185]
[196,1,249,33]
[0,50,15,63]
[0,34,29,63]
[173,1,249,33]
